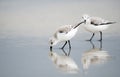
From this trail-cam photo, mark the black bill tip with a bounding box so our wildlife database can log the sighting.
[50,46,52,51]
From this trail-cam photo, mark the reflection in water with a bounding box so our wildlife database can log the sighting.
[81,41,111,71]
[49,49,79,74]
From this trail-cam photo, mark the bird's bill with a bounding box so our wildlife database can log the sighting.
[50,46,53,51]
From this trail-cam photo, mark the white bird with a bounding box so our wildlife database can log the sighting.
[49,21,84,50]
[49,50,79,74]
[82,14,116,41]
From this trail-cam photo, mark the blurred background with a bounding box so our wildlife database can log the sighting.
[0,0,120,38]
[0,0,120,77]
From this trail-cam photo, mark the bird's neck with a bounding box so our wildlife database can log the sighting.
[86,19,91,24]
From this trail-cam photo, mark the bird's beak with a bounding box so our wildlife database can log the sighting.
[50,46,52,51]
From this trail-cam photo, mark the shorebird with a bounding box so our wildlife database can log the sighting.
[49,21,84,50]
[82,14,116,41]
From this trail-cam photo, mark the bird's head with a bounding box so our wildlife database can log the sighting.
[49,37,58,50]
[82,14,90,24]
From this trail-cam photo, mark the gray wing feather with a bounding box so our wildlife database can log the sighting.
[90,17,115,26]
[58,25,72,33]
[90,17,106,26]
[53,25,72,38]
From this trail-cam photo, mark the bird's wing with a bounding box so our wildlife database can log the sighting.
[53,25,72,38]
[57,25,72,34]
[90,17,106,26]
[90,17,115,26]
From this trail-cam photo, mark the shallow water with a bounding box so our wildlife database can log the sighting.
[0,0,120,77]
[0,35,120,77]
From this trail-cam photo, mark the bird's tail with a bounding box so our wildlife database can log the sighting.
[100,21,116,25]
[106,21,116,24]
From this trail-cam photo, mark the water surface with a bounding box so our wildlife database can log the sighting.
[0,35,120,77]
[0,0,120,77]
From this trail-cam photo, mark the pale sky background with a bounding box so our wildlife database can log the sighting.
[0,0,120,38]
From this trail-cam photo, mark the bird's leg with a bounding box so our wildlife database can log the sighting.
[61,41,67,49]
[61,48,67,56]
[86,33,95,41]
[68,40,71,49]
[90,41,95,49]
[61,48,71,56]
[68,47,71,56]
[98,31,102,41]
[99,40,102,50]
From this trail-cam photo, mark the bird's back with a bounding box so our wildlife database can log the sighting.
[54,25,78,41]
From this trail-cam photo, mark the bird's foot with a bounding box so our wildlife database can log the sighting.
[59,47,64,50]
[98,39,102,41]
[86,39,92,41]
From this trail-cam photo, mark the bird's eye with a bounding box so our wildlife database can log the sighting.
[59,30,63,33]
[51,42,53,44]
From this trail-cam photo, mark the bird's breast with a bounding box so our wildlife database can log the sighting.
[84,24,109,32]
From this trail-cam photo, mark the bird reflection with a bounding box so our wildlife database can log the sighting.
[49,49,79,74]
[81,41,111,71]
